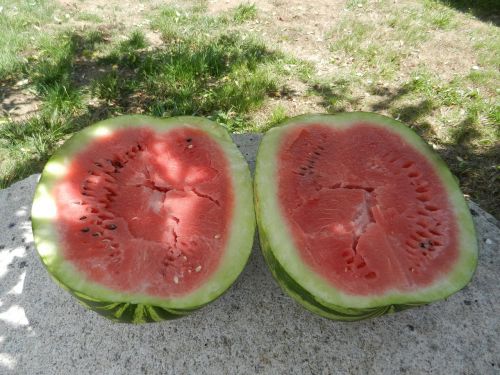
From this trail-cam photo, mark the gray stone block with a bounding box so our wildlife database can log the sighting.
[0,135,498,374]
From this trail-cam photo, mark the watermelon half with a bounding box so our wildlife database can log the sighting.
[32,115,255,323]
[255,112,478,321]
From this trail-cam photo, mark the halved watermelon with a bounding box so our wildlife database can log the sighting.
[32,115,255,323]
[255,112,478,320]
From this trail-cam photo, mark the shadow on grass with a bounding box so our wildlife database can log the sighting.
[30,30,282,117]
[309,80,362,113]
[441,138,499,218]
[435,0,500,26]
[80,32,284,125]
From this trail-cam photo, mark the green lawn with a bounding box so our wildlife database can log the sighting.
[0,0,498,217]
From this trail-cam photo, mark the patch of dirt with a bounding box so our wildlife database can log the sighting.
[252,79,325,128]
[0,82,41,121]
[57,0,160,25]
[403,28,479,81]
[57,0,165,47]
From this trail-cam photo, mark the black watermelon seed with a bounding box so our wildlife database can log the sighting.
[419,242,430,249]
[79,216,87,220]
[92,232,100,237]
[111,160,123,168]
[107,224,117,230]
[81,227,90,233]
[186,138,192,142]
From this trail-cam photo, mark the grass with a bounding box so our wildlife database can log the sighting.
[0,114,76,187]
[346,0,367,9]
[233,3,257,23]
[121,8,283,124]
[329,17,404,80]
[308,77,360,113]
[0,0,499,216]
[0,0,58,79]
[329,1,460,80]
[76,12,103,23]
[261,104,288,131]
[391,70,498,144]
[27,33,75,90]
[423,0,457,29]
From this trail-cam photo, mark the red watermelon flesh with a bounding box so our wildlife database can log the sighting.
[278,123,458,295]
[54,127,233,297]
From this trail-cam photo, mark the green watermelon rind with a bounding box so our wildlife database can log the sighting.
[257,205,424,320]
[254,112,478,317]
[32,115,255,322]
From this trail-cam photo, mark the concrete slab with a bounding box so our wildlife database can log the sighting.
[0,134,498,374]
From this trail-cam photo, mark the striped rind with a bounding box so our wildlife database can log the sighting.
[47,272,201,322]
[32,115,255,323]
[257,207,424,321]
[72,290,189,323]
[254,112,478,320]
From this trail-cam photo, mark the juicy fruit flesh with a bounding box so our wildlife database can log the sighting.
[278,123,458,295]
[54,126,233,297]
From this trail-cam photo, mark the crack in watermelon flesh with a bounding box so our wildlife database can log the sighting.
[54,127,233,297]
[278,123,459,295]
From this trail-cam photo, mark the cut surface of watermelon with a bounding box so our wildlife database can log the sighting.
[255,113,477,320]
[32,116,255,322]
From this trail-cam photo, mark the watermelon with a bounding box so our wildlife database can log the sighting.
[255,112,478,321]
[31,115,255,323]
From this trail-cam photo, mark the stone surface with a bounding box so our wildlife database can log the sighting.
[0,134,499,375]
